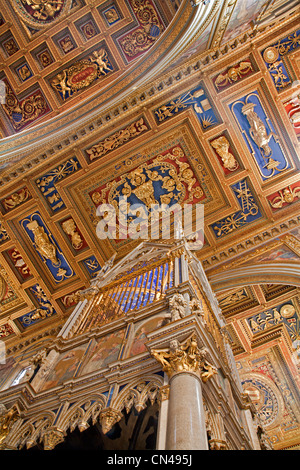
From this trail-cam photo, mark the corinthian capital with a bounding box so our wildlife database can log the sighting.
[151,334,217,382]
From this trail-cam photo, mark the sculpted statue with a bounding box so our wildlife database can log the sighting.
[169,293,187,321]
[90,49,112,75]
[189,297,205,324]
[74,285,99,302]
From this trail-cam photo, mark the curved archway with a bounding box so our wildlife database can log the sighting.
[208,262,300,292]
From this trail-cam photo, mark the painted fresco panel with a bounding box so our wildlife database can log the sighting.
[127,316,166,357]
[42,344,87,390]
[80,330,125,375]
[222,0,267,45]
[249,244,299,263]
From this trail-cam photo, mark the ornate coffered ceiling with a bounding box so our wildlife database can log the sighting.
[0,0,299,450]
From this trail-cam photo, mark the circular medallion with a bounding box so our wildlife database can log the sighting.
[242,378,279,426]
[14,0,72,27]
[263,47,279,64]
[280,303,295,318]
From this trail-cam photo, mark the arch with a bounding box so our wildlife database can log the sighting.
[10,410,56,449]
[208,263,300,292]
[56,394,107,435]
[241,372,285,430]
[112,374,164,414]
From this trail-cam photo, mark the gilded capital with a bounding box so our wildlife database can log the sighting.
[158,385,170,404]
[151,334,217,382]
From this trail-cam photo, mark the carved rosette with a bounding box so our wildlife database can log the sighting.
[151,334,217,382]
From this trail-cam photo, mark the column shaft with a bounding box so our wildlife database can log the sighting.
[166,372,208,450]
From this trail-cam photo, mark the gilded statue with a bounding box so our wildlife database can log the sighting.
[151,334,217,381]
[27,220,59,265]
[90,49,113,76]
[51,71,71,100]
[211,136,239,171]
[189,297,206,324]
[0,405,19,446]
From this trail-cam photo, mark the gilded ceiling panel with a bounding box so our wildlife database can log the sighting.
[69,124,225,256]
[0,0,173,134]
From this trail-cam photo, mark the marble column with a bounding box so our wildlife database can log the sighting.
[156,384,169,450]
[152,334,216,450]
[166,370,208,450]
